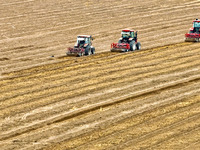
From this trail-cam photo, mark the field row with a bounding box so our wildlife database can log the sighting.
[0,0,199,75]
[0,42,200,149]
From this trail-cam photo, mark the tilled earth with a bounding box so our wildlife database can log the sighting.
[0,0,200,150]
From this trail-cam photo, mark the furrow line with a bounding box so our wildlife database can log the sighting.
[1,56,200,116]
[0,42,198,99]
[0,71,200,142]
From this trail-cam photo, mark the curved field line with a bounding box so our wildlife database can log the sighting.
[0,21,197,73]
[1,50,200,113]
[0,1,198,43]
[73,100,200,150]
[1,52,200,116]
[0,42,198,98]
[0,16,194,59]
[0,0,191,24]
[1,51,200,112]
[0,1,199,150]
[0,0,198,28]
[0,6,199,73]
[1,65,200,127]
[113,112,200,150]
[5,85,200,150]
[0,70,200,142]
[145,126,200,150]
[0,42,193,82]
[0,27,196,77]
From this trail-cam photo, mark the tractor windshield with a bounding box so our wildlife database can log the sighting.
[77,37,86,46]
[121,31,130,38]
[193,22,200,28]
[77,37,90,45]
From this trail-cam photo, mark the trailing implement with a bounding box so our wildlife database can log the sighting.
[111,29,141,52]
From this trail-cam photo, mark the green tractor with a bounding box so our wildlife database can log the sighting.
[111,29,141,52]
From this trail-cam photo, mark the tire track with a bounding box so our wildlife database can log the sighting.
[3,82,199,150]
[1,52,200,118]
[1,42,198,102]
[1,69,200,142]
[2,67,200,131]
[73,100,200,150]
[0,0,198,73]
[0,42,194,84]
[146,126,200,150]
[0,1,199,149]
[118,113,200,150]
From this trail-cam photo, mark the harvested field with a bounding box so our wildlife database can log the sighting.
[0,0,200,150]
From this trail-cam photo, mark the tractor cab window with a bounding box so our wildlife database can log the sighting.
[131,32,134,38]
[79,40,85,44]
[121,31,130,38]
[193,22,200,28]
[189,30,194,33]
[77,37,85,45]
[85,37,90,44]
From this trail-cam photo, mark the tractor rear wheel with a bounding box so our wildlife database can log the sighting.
[136,42,141,50]
[84,46,91,55]
[91,47,95,54]
[130,41,136,51]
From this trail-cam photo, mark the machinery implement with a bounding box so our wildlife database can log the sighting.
[67,35,95,57]
[185,19,200,42]
[111,29,141,52]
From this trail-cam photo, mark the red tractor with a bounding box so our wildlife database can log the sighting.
[185,19,200,42]
[67,35,95,57]
[111,29,141,52]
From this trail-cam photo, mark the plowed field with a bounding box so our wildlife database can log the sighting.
[0,0,200,150]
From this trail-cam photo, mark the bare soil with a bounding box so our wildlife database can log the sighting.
[0,0,200,150]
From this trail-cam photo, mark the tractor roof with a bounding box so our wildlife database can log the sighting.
[193,19,200,23]
[122,29,134,32]
[77,35,91,38]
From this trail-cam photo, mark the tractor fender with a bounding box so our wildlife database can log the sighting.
[129,38,133,41]
[84,43,88,48]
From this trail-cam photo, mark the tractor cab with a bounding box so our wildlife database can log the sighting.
[121,29,134,38]
[189,19,200,33]
[75,35,92,48]
[121,30,131,38]
[119,29,137,43]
